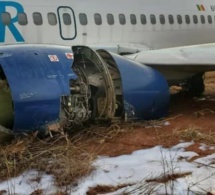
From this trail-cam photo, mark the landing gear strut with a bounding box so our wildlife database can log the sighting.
[181,73,205,96]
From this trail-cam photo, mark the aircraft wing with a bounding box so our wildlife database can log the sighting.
[92,43,150,55]
[125,43,215,84]
[126,43,215,65]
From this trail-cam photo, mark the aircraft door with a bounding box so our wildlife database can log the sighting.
[57,6,77,40]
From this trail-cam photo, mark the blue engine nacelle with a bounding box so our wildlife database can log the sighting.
[0,45,169,134]
[96,50,170,120]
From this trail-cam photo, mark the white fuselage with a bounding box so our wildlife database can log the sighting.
[1,0,215,51]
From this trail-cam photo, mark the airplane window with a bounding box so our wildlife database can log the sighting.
[63,13,71,25]
[47,13,57,25]
[107,14,114,25]
[200,15,205,24]
[1,12,11,25]
[185,15,190,24]
[94,13,102,25]
[168,15,174,24]
[130,14,137,25]
[208,15,212,24]
[193,15,198,24]
[33,12,43,25]
[79,13,88,25]
[159,14,165,24]
[18,13,28,25]
[177,15,182,24]
[140,14,147,24]
[150,14,156,24]
[119,14,126,25]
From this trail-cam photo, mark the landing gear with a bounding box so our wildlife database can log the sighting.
[181,73,205,97]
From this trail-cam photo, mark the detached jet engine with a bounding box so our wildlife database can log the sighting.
[0,45,169,134]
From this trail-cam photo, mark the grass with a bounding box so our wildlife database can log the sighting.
[0,133,95,187]
[87,184,134,195]
[146,172,192,183]
[174,125,215,144]
[0,121,138,188]
[1,122,210,186]
[0,120,215,194]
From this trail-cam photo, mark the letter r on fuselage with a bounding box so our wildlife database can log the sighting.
[0,1,24,43]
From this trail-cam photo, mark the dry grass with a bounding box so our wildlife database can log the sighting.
[2,120,214,193]
[174,125,215,144]
[75,122,128,142]
[87,184,134,195]
[0,133,95,187]
[0,121,140,187]
[0,121,215,195]
[87,182,161,195]
[146,172,192,183]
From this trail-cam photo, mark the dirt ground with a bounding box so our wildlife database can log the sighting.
[83,72,215,159]
[1,72,215,195]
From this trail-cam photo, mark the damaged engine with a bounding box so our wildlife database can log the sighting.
[0,45,169,134]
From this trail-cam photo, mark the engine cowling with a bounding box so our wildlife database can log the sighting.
[0,45,169,134]
[96,49,170,120]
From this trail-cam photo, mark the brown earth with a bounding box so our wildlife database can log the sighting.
[1,72,215,195]
[80,71,215,159]
[84,72,215,194]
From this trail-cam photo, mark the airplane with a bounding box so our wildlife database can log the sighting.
[0,0,215,135]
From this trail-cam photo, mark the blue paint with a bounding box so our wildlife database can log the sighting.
[0,1,24,42]
[0,45,76,133]
[0,45,170,134]
[107,52,170,120]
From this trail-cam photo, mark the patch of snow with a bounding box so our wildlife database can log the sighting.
[199,143,208,151]
[209,146,215,150]
[1,142,215,195]
[164,121,170,126]
[194,153,215,166]
[0,170,58,195]
[171,141,194,150]
[199,143,215,151]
